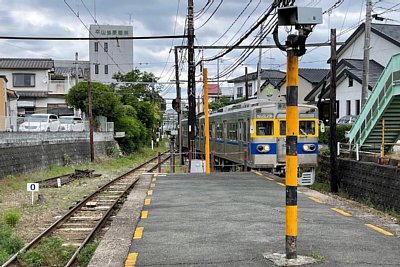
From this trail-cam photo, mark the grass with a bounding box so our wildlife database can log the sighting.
[77,241,100,267]
[19,237,75,267]
[0,225,25,266]
[310,180,331,193]
[310,251,325,263]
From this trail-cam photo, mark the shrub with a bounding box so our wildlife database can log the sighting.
[63,153,72,166]
[4,211,20,228]
[319,125,352,144]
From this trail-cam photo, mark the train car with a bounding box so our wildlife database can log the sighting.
[182,100,320,184]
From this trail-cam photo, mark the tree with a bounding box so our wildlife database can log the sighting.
[65,82,123,121]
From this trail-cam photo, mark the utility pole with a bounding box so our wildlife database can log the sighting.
[88,69,94,162]
[361,0,372,107]
[217,58,220,99]
[75,52,79,86]
[174,47,184,165]
[330,29,338,192]
[203,67,210,174]
[245,67,249,100]
[257,23,264,97]
[187,0,196,163]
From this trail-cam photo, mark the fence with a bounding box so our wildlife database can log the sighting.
[0,116,114,133]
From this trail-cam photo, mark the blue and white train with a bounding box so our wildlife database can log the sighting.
[182,100,320,184]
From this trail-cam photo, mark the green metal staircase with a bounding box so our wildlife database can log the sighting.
[348,53,400,152]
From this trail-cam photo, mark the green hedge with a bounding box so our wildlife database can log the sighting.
[319,125,352,144]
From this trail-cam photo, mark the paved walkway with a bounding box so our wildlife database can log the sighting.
[123,172,399,266]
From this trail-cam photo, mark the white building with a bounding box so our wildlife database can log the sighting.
[89,25,133,83]
[305,23,400,122]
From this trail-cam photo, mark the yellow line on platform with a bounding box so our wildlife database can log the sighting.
[255,171,263,176]
[133,227,144,239]
[124,252,138,267]
[154,173,159,177]
[297,190,303,194]
[144,199,151,205]
[141,211,148,219]
[308,196,323,204]
[147,190,153,196]
[265,177,274,181]
[150,183,155,188]
[365,224,393,236]
[277,182,285,187]
[152,177,157,182]
[331,208,352,217]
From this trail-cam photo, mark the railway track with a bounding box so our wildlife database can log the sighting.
[1,153,169,267]
[36,169,100,188]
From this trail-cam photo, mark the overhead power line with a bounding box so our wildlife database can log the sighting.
[0,35,187,41]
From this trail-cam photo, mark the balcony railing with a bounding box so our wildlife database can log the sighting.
[48,80,76,94]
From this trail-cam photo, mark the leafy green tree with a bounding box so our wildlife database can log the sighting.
[65,82,123,121]
[208,96,232,111]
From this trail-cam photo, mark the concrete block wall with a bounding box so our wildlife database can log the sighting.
[318,156,400,212]
[0,132,118,178]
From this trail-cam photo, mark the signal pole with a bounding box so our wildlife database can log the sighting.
[88,69,94,162]
[187,0,196,165]
[203,68,210,174]
[330,29,338,192]
[174,47,183,165]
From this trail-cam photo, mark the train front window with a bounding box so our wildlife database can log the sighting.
[299,120,316,135]
[256,121,273,136]
[280,121,286,136]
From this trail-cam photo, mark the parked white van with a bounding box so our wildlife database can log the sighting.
[19,114,60,132]
[59,116,85,131]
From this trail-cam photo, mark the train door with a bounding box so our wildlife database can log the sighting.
[277,119,286,163]
[238,120,244,161]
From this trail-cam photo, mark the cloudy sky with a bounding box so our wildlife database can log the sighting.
[0,0,399,102]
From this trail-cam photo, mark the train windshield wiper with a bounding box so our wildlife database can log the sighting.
[300,128,308,136]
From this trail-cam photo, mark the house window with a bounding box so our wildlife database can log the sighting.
[104,64,108,74]
[13,73,35,87]
[356,99,360,115]
[346,100,351,115]
[104,42,108,52]
[247,83,252,96]
[336,100,340,118]
[348,77,353,87]
[94,42,99,52]
[237,87,243,98]
[95,64,99,75]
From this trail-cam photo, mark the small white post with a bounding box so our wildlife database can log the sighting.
[356,144,360,161]
[57,178,61,188]
[27,183,39,206]
[151,140,154,150]
[337,142,340,156]
[31,191,34,206]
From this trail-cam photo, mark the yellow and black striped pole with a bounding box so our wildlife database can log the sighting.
[203,67,210,174]
[285,47,299,259]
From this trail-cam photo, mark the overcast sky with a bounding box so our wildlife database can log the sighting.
[0,0,399,102]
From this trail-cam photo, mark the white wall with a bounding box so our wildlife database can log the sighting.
[89,25,133,83]
[335,77,369,119]
[1,69,49,91]
[340,31,400,66]
[278,76,313,103]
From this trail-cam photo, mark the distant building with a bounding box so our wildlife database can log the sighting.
[227,69,286,101]
[89,25,133,83]
[207,84,234,102]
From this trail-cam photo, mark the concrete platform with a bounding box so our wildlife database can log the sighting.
[91,171,400,266]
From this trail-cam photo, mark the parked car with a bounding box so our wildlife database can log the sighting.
[59,116,85,131]
[19,114,60,132]
[337,115,358,126]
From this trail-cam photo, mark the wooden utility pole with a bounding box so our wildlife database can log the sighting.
[330,29,338,192]
[245,67,249,100]
[257,23,263,97]
[174,47,184,165]
[187,0,196,163]
[361,0,372,107]
[75,52,79,86]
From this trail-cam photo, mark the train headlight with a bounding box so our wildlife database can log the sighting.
[303,144,316,152]
[256,144,270,153]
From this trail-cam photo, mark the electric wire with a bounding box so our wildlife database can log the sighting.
[209,0,253,46]
[195,0,224,30]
